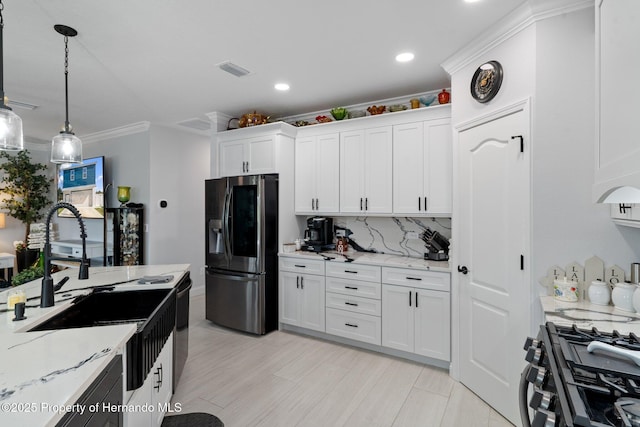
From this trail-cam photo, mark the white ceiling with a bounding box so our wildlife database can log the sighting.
[2,0,527,142]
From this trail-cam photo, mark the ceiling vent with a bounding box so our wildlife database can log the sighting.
[218,61,251,77]
[7,99,39,110]
[177,118,211,131]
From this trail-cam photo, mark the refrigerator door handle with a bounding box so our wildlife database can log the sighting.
[223,185,232,261]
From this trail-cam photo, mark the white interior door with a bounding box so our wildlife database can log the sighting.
[457,106,529,426]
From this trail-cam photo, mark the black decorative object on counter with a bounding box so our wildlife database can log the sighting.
[106,206,144,266]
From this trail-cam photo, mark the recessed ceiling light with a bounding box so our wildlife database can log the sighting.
[275,83,290,91]
[465,0,482,3]
[395,52,415,63]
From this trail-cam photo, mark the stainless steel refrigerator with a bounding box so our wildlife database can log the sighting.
[205,174,278,335]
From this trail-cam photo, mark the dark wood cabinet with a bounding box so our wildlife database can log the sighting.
[106,207,144,266]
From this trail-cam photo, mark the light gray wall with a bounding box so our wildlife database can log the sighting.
[55,129,151,261]
[149,124,210,292]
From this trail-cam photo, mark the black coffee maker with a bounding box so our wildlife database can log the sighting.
[304,217,334,252]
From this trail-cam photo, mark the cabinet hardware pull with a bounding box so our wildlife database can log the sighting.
[458,265,469,275]
[312,199,315,210]
[345,302,358,306]
[316,198,319,210]
[511,135,524,153]
[301,277,304,289]
[415,292,418,307]
[424,197,427,211]
[345,286,358,290]
[345,323,358,328]
[521,255,524,271]
[409,290,412,307]
[344,270,358,274]
[406,277,422,281]
[418,197,421,211]
[365,198,368,210]
[360,198,363,210]
[294,264,306,268]
[246,161,249,172]
[296,276,299,288]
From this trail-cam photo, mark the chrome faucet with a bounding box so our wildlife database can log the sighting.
[40,202,89,308]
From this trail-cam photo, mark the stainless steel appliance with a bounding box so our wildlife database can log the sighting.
[521,322,640,426]
[205,174,278,335]
[304,217,333,252]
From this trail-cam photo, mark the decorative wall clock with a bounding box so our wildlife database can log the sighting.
[470,60,503,103]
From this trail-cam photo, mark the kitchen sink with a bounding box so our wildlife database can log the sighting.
[30,288,176,390]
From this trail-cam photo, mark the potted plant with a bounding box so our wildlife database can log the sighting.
[0,150,52,271]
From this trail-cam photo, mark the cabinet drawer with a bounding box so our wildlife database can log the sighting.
[326,292,381,316]
[326,262,381,282]
[326,308,381,345]
[326,276,381,299]
[280,257,325,275]
[382,267,450,292]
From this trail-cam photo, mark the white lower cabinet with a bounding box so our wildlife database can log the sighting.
[279,258,325,332]
[325,263,382,345]
[125,332,174,427]
[381,268,451,361]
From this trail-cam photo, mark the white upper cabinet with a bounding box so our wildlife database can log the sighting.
[216,122,296,178]
[294,133,340,214]
[393,118,452,216]
[340,127,393,214]
[594,0,640,202]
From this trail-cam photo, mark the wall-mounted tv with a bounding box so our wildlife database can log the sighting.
[57,156,106,219]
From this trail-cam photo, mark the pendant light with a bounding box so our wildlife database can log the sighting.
[51,24,82,164]
[0,0,24,151]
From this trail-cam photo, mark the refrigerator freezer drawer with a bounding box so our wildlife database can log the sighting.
[205,270,265,334]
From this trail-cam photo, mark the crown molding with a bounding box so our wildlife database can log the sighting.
[441,0,592,75]
[80,121,151,144]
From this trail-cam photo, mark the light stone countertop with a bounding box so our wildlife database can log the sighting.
[0,264,190,426]
[278,249,450,272]
[541,295,640,335]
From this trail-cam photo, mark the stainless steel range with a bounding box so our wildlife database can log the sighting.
[522,322,640,426]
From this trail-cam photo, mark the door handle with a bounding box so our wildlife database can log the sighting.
[296,276,300,288]
[409,290,412,307]
[365,198,368,211]
[458,265,469,275]
[316,198,319,210]
[360,198,363,210]
[300,276,304,289]
[418,197,421,211]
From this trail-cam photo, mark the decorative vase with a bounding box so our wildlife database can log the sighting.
[438,89,450,104]
[117,186,131,206]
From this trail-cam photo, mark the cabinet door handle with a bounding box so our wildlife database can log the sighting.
[345,302,358,307]
[294,264,306,268]
[345,323,358,328]
[344,270,358,274]
[296,276,300,288]
[246,161,249,172]
[360,198,363,210]
[316,198,319,210]
[301,276,304,289]
[345,286,358,290]
[424,197,427,211]
[418,197,421,211]
[409,290,412,307]
[365,198,368,211]
[415,292,418,308]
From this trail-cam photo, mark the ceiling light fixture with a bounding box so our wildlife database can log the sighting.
[274,83,290,91]
[0,0,24,151]
[51,24,82,164]
[395,52,415,63]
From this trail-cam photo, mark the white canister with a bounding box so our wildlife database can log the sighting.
[553,278,578,302]
[588,280,610,306]
[612,282,636,312]
[633,285,640,313]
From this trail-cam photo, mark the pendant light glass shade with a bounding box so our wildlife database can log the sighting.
[0,106,23,151]
[51,132,82,164]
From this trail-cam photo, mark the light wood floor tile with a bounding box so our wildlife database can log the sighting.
[172,294,515,427]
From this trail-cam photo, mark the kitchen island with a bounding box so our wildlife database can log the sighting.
[0,264,189,427]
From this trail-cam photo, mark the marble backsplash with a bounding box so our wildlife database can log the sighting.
[332,217,451,259]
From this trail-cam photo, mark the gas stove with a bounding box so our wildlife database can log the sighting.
[523,322,640,427]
